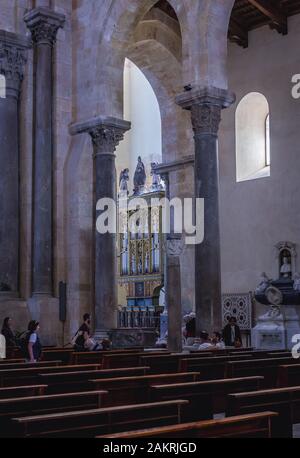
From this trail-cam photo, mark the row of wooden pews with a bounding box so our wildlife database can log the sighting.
[0,346,299,438]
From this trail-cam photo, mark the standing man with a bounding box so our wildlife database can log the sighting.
[222,316,242,347]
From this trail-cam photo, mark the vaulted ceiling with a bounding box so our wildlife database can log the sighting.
[153,0,300,48]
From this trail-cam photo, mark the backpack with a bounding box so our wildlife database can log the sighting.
[19,331,30,358]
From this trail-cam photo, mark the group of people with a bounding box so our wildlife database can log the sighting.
[72,314,111,352]
[0,313,111,363]
[1,317,42,362]
[184,315,242,350]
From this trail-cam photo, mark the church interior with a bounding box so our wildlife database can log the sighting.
[1,0,300,440]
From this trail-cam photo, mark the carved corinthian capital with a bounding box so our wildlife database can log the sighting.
[24,7,65,46]
[69,116,131,155]
[0,30,31,98]
[176,86,236,136]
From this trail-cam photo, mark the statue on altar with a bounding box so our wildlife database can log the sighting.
[280,256,292,279]
[151,162,162,191]
[255,272,271,294]
[119,168,129,194]
[133,156,146,195]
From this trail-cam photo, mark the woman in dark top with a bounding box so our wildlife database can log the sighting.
[1,317,16,348]
[26,320,42,362]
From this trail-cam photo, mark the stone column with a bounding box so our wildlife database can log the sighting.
[70,117,131,336]
[176,87,235,333]
[0,31,30,293]
[24,7,65,296]
[166,234,184,353]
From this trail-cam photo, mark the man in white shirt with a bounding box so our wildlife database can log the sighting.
[196,331,214,350]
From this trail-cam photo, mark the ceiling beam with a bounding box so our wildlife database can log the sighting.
[228,17,249,48]
[247,0,288,34]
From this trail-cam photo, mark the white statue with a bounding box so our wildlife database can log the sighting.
[255,272,271,294]
[151,162,162,190]
[280,256,292,278]
[119,168,129,194]
[294,273,300,291]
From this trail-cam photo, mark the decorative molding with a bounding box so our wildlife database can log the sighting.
[24,7,65,47]
[176,86,236,135]
[0,30,31,96]
[70,116,131,155]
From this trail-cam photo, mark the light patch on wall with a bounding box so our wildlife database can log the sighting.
[236,92,270,183]
[116,58,162,193]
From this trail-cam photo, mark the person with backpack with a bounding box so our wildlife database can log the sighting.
[21,320,42,362]
[73,313,91,351]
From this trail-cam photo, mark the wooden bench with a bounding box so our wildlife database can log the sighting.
[39,366,150,393]
[226,357,299,387]
[0,358,24,364]
[0,363,101,387]
[89,372,200,406]
[1,390,107,438]
[12,399,188,438]
[277,364,300,387]
[150,376,264,422]
[0,385,48,399]
[70,348,150,365]
[179,355,254,380]
[226,385,300,438]
[102,351,170,369]
[42,349,75,364]
[98,411,278,438]
[0,360,63,371]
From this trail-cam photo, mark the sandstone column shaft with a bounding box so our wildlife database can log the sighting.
[167,235,183,352]
[70,117,131,334]
[0,31,30,293]
[24,8,65,295]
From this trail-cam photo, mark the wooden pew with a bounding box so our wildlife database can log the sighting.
[0,390,107,438]
[102,351,171,369]
[277,364,300,387]
[70,348,149,365]
[179,355,254,380]
[39,366,150,393]
[226,386,300,438]
[226,357,299,387]
[141,353,256,375]
[98,411,278,439]
[0,385,48,399]
[0,360,62,371]
[150,376,264,422]
[42,349,74,364]
[0,359,24,364]
[89,372,200,406]
[12,400,188,438]
[0,363,101,387]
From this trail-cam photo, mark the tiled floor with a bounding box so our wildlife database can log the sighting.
[293,424,300,438]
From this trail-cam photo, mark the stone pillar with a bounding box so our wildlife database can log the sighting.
[159,172,170,339]
[24,7,65,296]
[70,117,131,336]
[0,31,30,293]
[167,235,184,353]
[176,87,235,333]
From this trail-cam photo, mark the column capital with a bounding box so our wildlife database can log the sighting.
[70,116,131,155]
[176,86,236,135]
[24,7,65,46]
[0,30,31,98]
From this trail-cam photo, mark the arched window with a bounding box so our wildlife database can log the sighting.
[236,92,270,182]
[0,74,6,99]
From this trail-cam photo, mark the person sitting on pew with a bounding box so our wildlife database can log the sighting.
[24,320,42,363]
[73,313,91,351]
[194,331,214,350]
[222,316,242,347]
[212,331,225,349]
[1,317,16,348]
